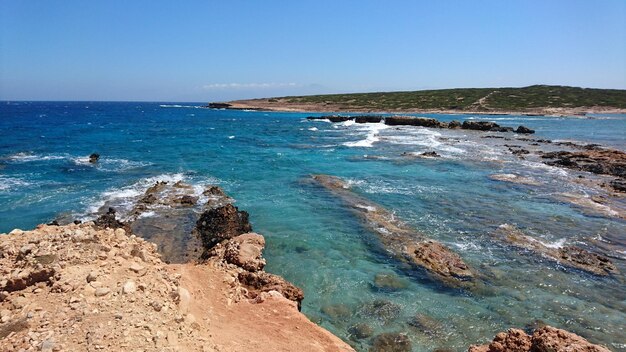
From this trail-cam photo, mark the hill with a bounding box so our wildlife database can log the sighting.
[212,85,626,115]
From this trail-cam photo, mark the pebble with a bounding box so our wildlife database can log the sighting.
[94,288,111,297]
[86,272,98,283]
[122,281,136,294]
[129,263,145,273]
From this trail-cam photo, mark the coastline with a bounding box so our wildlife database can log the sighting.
[208,99,626,117]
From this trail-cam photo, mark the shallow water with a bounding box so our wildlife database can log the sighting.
[1,102,625,351]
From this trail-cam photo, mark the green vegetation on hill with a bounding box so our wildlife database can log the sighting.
[281,85,626,111]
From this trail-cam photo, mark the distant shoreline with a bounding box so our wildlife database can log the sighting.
[207,99,626,117]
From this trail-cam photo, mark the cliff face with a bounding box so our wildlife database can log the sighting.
[0,223,354,352]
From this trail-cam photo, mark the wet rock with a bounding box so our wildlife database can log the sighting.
[348,323,374,340]
[409,241,474,281]
[223,233,266,272]
[385,116,443,128]
[203,185,225,197]
[370,333,412,352]
[515,125,535,134]
[372,273,408,291]
[323,115,352,122]
[461,121,500,131]
[541,148,626,179]
[448,120,462,129]
[176,195,198,206]
[419,151,440,158]
[88,153,100,163]
[94,208,126,230]
[609,179,626,193]
[195,204,252,252]
[355,115,383,123]
[490,126,514,133]
[312,174,476,289]
[238,271,304,309]
[146,181,168,195]
[493,224,618,276]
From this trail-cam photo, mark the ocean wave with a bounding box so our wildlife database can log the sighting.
[342,122,389,148]
[159,104,202,109]
[0,176,31,192]
[5,152,66,162]
[308,127,319,131]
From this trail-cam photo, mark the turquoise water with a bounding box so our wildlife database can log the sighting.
[1,102,625,351]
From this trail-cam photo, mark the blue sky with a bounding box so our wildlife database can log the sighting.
[1,0,625,102]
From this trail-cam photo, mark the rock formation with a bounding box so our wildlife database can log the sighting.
[312,174,476,289]
[468,326,611,352]
[88,153,100,163]
[493,224,618,276]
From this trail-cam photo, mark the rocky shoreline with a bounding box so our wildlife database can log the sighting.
[206,101,626,117]
[1,180,618,351]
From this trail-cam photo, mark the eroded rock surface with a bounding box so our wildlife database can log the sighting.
[468,326,610,352]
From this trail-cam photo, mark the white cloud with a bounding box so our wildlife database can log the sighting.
[202,82,299,90]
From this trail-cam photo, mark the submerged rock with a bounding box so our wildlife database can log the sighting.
[370,333,412,352]
[360,299,402,324]
[348,323,374,340]
[493,224,618,276]
[468,326,610,352]
[407,313,443,337]
[311,174,476,289]
[373,273,408,291]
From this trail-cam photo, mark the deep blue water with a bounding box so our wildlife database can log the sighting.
[1,101,625,351]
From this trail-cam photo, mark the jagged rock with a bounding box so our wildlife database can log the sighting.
[370,333,412,352]
[541,148,626,178]
[468,326,610,352]
[238,271,304,310]
[195,204,252,252]
[515,125,535,134]
[468,328,531,352]
[490,126,514,132]
[2,267,55,292]
[532,326,610,352]
[448,120,462,129]
[355,115,383,123]
[176,195,197,206]
[409,241,474,281]
[609,179,626,193]
[224,233,266,272]
[89,153,100,163]
[203,185,226,197]
[420,151,440,158]
[385,116,443,128]
[94,208,126,229]
[462,121,500,131]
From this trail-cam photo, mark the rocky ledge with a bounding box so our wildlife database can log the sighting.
[307,115,534,134]
[0,183,354,351]
[469,326,610,352]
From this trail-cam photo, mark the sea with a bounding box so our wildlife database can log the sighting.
[1,101,625,351]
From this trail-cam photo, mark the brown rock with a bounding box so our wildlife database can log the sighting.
[532,326,611,352]
[370,333,412,352]
[223,233,266,272]
[195,204,252,252]
[238,271,304,310]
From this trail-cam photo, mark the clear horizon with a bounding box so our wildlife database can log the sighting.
[1,0,625,102]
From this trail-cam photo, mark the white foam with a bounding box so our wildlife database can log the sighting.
[6,152,66,162]
[308,127,319,131]
[228,136,235,139]
[159,104,201,108]
[0,176,31,192]
[355,204,377,212]
[343,122,389,148]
